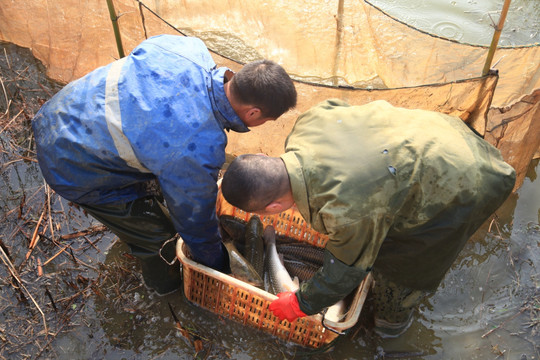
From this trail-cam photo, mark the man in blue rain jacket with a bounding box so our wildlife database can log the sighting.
[32,34,297,294]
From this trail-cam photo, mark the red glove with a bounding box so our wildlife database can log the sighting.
[268,292,307,322]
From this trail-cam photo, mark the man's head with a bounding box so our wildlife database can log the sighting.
[226,60,297,127]
[221,154,294,215]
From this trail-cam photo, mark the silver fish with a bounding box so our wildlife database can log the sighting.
[264,227,348,321]
[244,215,265,279]
[263,225,299,295]
[324,299,347,323]
[223,241,264,288]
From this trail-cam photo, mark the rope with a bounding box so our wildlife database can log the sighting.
[132,0,244,65]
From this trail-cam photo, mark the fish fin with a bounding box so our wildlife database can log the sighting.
[324,300,347,322]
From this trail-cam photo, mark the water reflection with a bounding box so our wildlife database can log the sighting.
[415,160,540,359]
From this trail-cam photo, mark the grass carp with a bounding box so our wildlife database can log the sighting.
[263,225,299,295]
[278,242,324,281]
[244,215,265,279]
[276,243,325,265]
[223,241,264,288]
[219,215,247,254]
[220,219,263,288]
[223,216,349,323]
[283,257,321,282]
[324,299,347,323]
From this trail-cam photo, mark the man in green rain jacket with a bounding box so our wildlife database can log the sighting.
[221,99,516,337]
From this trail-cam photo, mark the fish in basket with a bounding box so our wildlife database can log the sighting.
[176,190,372,349]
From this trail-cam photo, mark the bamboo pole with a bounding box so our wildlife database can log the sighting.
[482,0,512,76]
[106,0,125,58]
[331,0,345,87]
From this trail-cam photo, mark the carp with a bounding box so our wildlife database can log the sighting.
[276,242,325,265]
[324,299,347,323]
[282,257,321,282]
[223,241,264,288]
[219,215,247,254]
[244,215,265,279]
[263,225,299,295]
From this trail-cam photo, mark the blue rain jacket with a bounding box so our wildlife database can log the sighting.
[32,35,249,269]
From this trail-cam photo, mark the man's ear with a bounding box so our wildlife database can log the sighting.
[264,201,285,215]
[246,107,261,121]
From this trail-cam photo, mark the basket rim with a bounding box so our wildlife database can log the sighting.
[176,237,282,303]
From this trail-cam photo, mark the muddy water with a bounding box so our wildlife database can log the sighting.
[368,0,540,46]
[373,160,540,359]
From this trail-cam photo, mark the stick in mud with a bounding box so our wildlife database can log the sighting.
[0,245,48,335]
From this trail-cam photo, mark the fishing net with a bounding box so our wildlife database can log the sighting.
[0,0,538,189]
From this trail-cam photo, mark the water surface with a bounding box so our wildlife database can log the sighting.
[368,0,540,46]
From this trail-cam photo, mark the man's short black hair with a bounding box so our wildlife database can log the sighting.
[230,60,297,119]
[221,154,288,212]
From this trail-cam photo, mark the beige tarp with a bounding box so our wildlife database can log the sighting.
[0,0,538,189]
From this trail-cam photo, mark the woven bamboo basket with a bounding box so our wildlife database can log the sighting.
[176,190,372,349]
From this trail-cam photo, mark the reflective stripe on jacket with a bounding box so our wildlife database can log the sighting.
[32,35,248,265]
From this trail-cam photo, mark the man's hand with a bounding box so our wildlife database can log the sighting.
[268,291,307,322]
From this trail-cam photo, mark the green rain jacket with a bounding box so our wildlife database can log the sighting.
[280,99,516,315]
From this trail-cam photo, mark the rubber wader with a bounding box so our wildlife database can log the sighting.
[81,196,181,295]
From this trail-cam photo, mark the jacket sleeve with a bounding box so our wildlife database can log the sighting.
[157,165,230,272]
[296,249,368,315]
[296,214,390,314]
